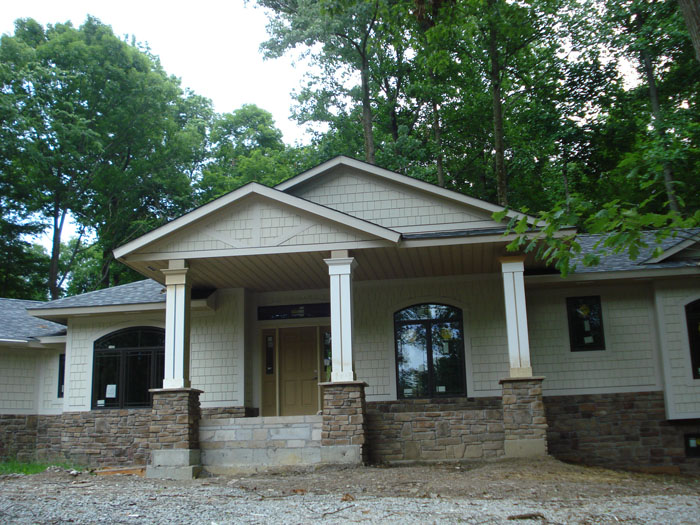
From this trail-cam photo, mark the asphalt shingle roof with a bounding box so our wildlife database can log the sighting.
[29,279,166,311]
[571,230,700,273]
[0,299,66,341]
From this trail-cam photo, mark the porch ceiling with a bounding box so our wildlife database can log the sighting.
[128,242,547,292]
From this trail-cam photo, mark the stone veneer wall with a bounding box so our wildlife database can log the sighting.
[501,378,548,456]
[545,391,700,474]
[0,411,152,466]
[0,415,39,461]
[201,406,259,419]
[365,397,505,462]
[149,390,201,452]
[322,382,367,462]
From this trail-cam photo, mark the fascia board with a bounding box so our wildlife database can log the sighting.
[525,266,700,285]
[114,182,400,260]
[27,298,213,322]
[275,156,537,224]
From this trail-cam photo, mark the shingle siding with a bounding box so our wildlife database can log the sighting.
[527,284,661,394]
[654,279,700,418]
[290,169,502,231]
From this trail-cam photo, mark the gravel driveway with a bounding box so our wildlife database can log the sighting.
[1,457,698,524]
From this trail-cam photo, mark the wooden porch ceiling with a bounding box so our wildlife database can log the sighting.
[130,243,547,292]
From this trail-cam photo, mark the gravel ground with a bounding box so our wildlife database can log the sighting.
[1,457,699,524]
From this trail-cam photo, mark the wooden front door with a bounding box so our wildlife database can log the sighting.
[279,327,319,416]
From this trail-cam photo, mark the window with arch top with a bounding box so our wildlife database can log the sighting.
[394,304,466,399]
[92,327,165,409]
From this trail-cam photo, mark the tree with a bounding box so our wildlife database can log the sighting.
[679,0,700,62]
[257,0,383,164]
[0,18,210,295]
[197,104,297,202]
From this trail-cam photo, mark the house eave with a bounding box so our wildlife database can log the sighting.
[525,266,700,286]
[27,298,214,325]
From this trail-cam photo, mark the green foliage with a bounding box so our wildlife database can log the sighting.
[0,459,84,475]
[197,105,297,202]
[0,17,211,295]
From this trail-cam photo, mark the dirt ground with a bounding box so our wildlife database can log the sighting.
[222,456,700,501]
[2,457,699,524]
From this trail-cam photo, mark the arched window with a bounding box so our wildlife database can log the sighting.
[686,300,700,380]
[92,327,165,409]
[394,304,466,399]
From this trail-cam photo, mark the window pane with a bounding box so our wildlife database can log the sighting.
[124,351,152,407]
[96,330,140,349]
[686,300,700,379]
[154,349,165,389]
[396,324,429,398]
[139,330,166,348]
[431,322,465,396]
[566,296,605,351]
[395,304,460,322]
[94,352,120,408]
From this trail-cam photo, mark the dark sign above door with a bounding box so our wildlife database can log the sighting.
[258,303,331,321]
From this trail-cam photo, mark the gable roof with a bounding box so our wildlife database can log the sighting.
[114,181,400,261]
[0,298,66,343]
[275,156,536,225]
[642,229,700,264]
[570,230,700,274]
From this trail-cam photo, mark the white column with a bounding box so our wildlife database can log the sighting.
[324,252,357,382]
[161,260,191,389]
[500,256,533,378]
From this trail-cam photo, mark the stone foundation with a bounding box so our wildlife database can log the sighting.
[1,411,151,466]
[366,397,504,462]
[545,391,700,474]
[500,377,548,457]
[0,415,38,461]
[320,381,367,464]
[200,415,322,474]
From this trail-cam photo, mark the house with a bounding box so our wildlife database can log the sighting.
[1,156,699,477]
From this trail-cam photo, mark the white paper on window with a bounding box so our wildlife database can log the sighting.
[105,384,117,398]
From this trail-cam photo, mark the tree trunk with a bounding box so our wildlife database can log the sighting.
[640,49,680,213]
[488,0,507,206]
[49,201,67,300]
[360,57,376,164]
[679,0,700,63]
[432,101,445,187]
[99,248,112,290]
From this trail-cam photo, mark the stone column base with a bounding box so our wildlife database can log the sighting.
[148,388,203,479]
[499,376,548,458]
[320,381,367,465]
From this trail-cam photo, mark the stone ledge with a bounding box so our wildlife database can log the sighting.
[319,381,368,387]
[498,376,545,384]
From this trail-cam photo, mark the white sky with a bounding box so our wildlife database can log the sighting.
[0,0,311,145]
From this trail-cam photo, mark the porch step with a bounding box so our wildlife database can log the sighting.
[199,415,323,473]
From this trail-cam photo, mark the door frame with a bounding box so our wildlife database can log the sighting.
[259,319,330,417]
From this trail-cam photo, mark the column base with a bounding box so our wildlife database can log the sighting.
[499,376,548,458]
[146,449,201,480]
[320,382,367,465]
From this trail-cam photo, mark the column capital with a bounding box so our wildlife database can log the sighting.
[324,257,357,275]
[499,255,526,273]
[162,267,189,286]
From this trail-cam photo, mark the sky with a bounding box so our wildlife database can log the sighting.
[0,0,312,144]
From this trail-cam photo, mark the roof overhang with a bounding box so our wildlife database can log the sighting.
[525,266,700,287]
[28,296,215,325]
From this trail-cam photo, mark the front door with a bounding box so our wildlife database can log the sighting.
[279,326,319,416]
